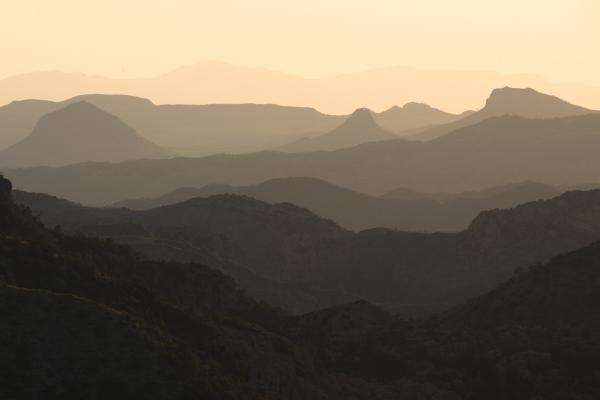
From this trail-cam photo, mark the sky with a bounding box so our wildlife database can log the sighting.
[1,0,599,84]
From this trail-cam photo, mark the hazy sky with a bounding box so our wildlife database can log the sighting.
[1,0,599,84]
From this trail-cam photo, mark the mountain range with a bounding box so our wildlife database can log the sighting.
[4,87,600,205]
[0,93,464,156]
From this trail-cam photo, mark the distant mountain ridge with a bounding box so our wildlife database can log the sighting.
[0,94,463,154]
[2,62,600,114]
[0,101,169,167]
[411,86,597,140]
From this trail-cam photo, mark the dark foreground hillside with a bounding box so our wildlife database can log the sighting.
[4,174,600,399]
[1,175,461,399]
[296,242,600,400]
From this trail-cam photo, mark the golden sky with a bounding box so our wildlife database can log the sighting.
[1,0,599,84]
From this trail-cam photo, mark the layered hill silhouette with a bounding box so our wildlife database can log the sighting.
[0,94,464,154]
[2,62,600,115]
[411,87,597,140]
[1,87,588,158]
[278,108,397,152]
[14,185,600,316]
[113,177,585,232]
[0,101,169,167]
[6,107,600,204]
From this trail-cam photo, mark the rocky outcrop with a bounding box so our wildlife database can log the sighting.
[0,176,11,202]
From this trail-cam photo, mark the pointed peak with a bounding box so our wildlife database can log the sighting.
[346,107,376,123]
[338,107,390,132]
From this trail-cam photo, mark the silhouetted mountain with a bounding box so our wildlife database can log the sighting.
[0,102,169,167]
[7,87,577,156]
[7,113,600,204]
[113,178,578,232]
[3,63,600,115]
[411,87,597,140]
[14,186,600,317]
[279,108,396,152]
